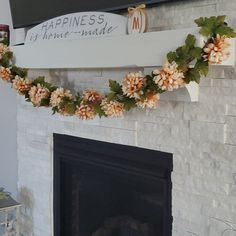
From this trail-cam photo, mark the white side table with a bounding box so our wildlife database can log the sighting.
[0,197,21,236]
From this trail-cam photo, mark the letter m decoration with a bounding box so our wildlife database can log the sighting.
[128,8,148,34]
[132,16,140,30]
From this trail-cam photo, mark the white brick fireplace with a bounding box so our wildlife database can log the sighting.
[16,0,236,236]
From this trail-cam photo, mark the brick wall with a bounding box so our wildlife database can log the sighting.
[17,0,236,235]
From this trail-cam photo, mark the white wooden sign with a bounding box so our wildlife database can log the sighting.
[25,12,127,44]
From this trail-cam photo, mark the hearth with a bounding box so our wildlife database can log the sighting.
[53,134,173,236]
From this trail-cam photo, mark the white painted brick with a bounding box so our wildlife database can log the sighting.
[184,102,226,123]
[199,77,213,87]
[226,116,236,128]
[207,66,225,79]
[73,122,137,146]
[190,121,226,143]
[173,217,210,236]
[189,161,236,184]
[209,218,236,236]
[224,67,236,80]
[185,176,231,196]
[227,104,236,116]
[201,142,236,164]
[225,131,236,145]
[212,79,236,88]
[202,205,236,223]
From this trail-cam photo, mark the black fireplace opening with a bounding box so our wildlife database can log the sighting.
[53,134,173,236]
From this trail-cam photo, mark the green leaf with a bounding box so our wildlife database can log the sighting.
[11,66,28,78]
[215,25,236,37]
[216,15,226,24]
[185,68,201,84]
[0,39,9,46]
[195,60,209,76]
[32,76,57,92]
[195,15,236,39]
[75,92,81,102]
[199,27,212,37]
[177,62,188,73]
[123,99,136,111]
[0,51,13,67]
[40,98,50,106]
[189,47,202,59]
[93,103,106,117]
[52,107,59,115]
[65,103,76,115]
[194,17,205,27]
[167,51,178,62]
[33,76,45,85]
[185,34,196,48]
[109,80,122,94]
[107,92,116,101]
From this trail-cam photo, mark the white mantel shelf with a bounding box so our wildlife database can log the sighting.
[12,28,235,69]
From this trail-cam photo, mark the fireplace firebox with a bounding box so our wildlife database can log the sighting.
[53,134,173,236]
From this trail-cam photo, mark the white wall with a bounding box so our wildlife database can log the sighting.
[0,0,17,198]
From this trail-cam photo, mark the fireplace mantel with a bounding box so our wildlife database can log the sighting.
[11,28,235,69]
[10,28,235,102]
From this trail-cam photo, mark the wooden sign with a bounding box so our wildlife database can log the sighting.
[25,12,127,44]
[127,4,148,34]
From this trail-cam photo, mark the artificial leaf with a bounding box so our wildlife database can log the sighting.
[93,103,106,117]
[109,80,122,94]
[199,27,212,37]
[215,25,236,37]
[0,52,13,67]
[189,47,202,59]
[0,39,8,46]
[194,17,205,27]
[52,107,59,115]
[65,103,76,115]
[195,60,209,76]
[185,68,201,83]
[177,62,188,73]
[216,15,226,24]
[11,66,28,78]
[106,92,116,101]
[123,98,136,111]
[185,34,196,48]
[40,98,50,107]
[167,51,178,62]
[33,76,45,85]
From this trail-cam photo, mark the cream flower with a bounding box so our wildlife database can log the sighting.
[122,72,145,98]
[29,84,50,106]
[83,89,103,103]
[75,104,96,120]
[0,66,12,82]
[0,43,9,60]
[153,61,185,91]
[50,88,73,107]
[101,99,124,117]
[136,92,160,109]
[203,34,230,64]
[12,75,32,94]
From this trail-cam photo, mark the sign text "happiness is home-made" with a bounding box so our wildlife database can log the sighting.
[25,12,127,44]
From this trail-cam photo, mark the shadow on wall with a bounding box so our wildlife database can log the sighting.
[18,186,34,236]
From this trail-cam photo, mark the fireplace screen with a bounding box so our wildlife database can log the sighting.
[53,134,173,236]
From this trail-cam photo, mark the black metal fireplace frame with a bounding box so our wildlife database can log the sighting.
[53,133,173,236]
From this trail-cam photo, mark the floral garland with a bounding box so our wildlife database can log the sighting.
[0,16,235,120]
